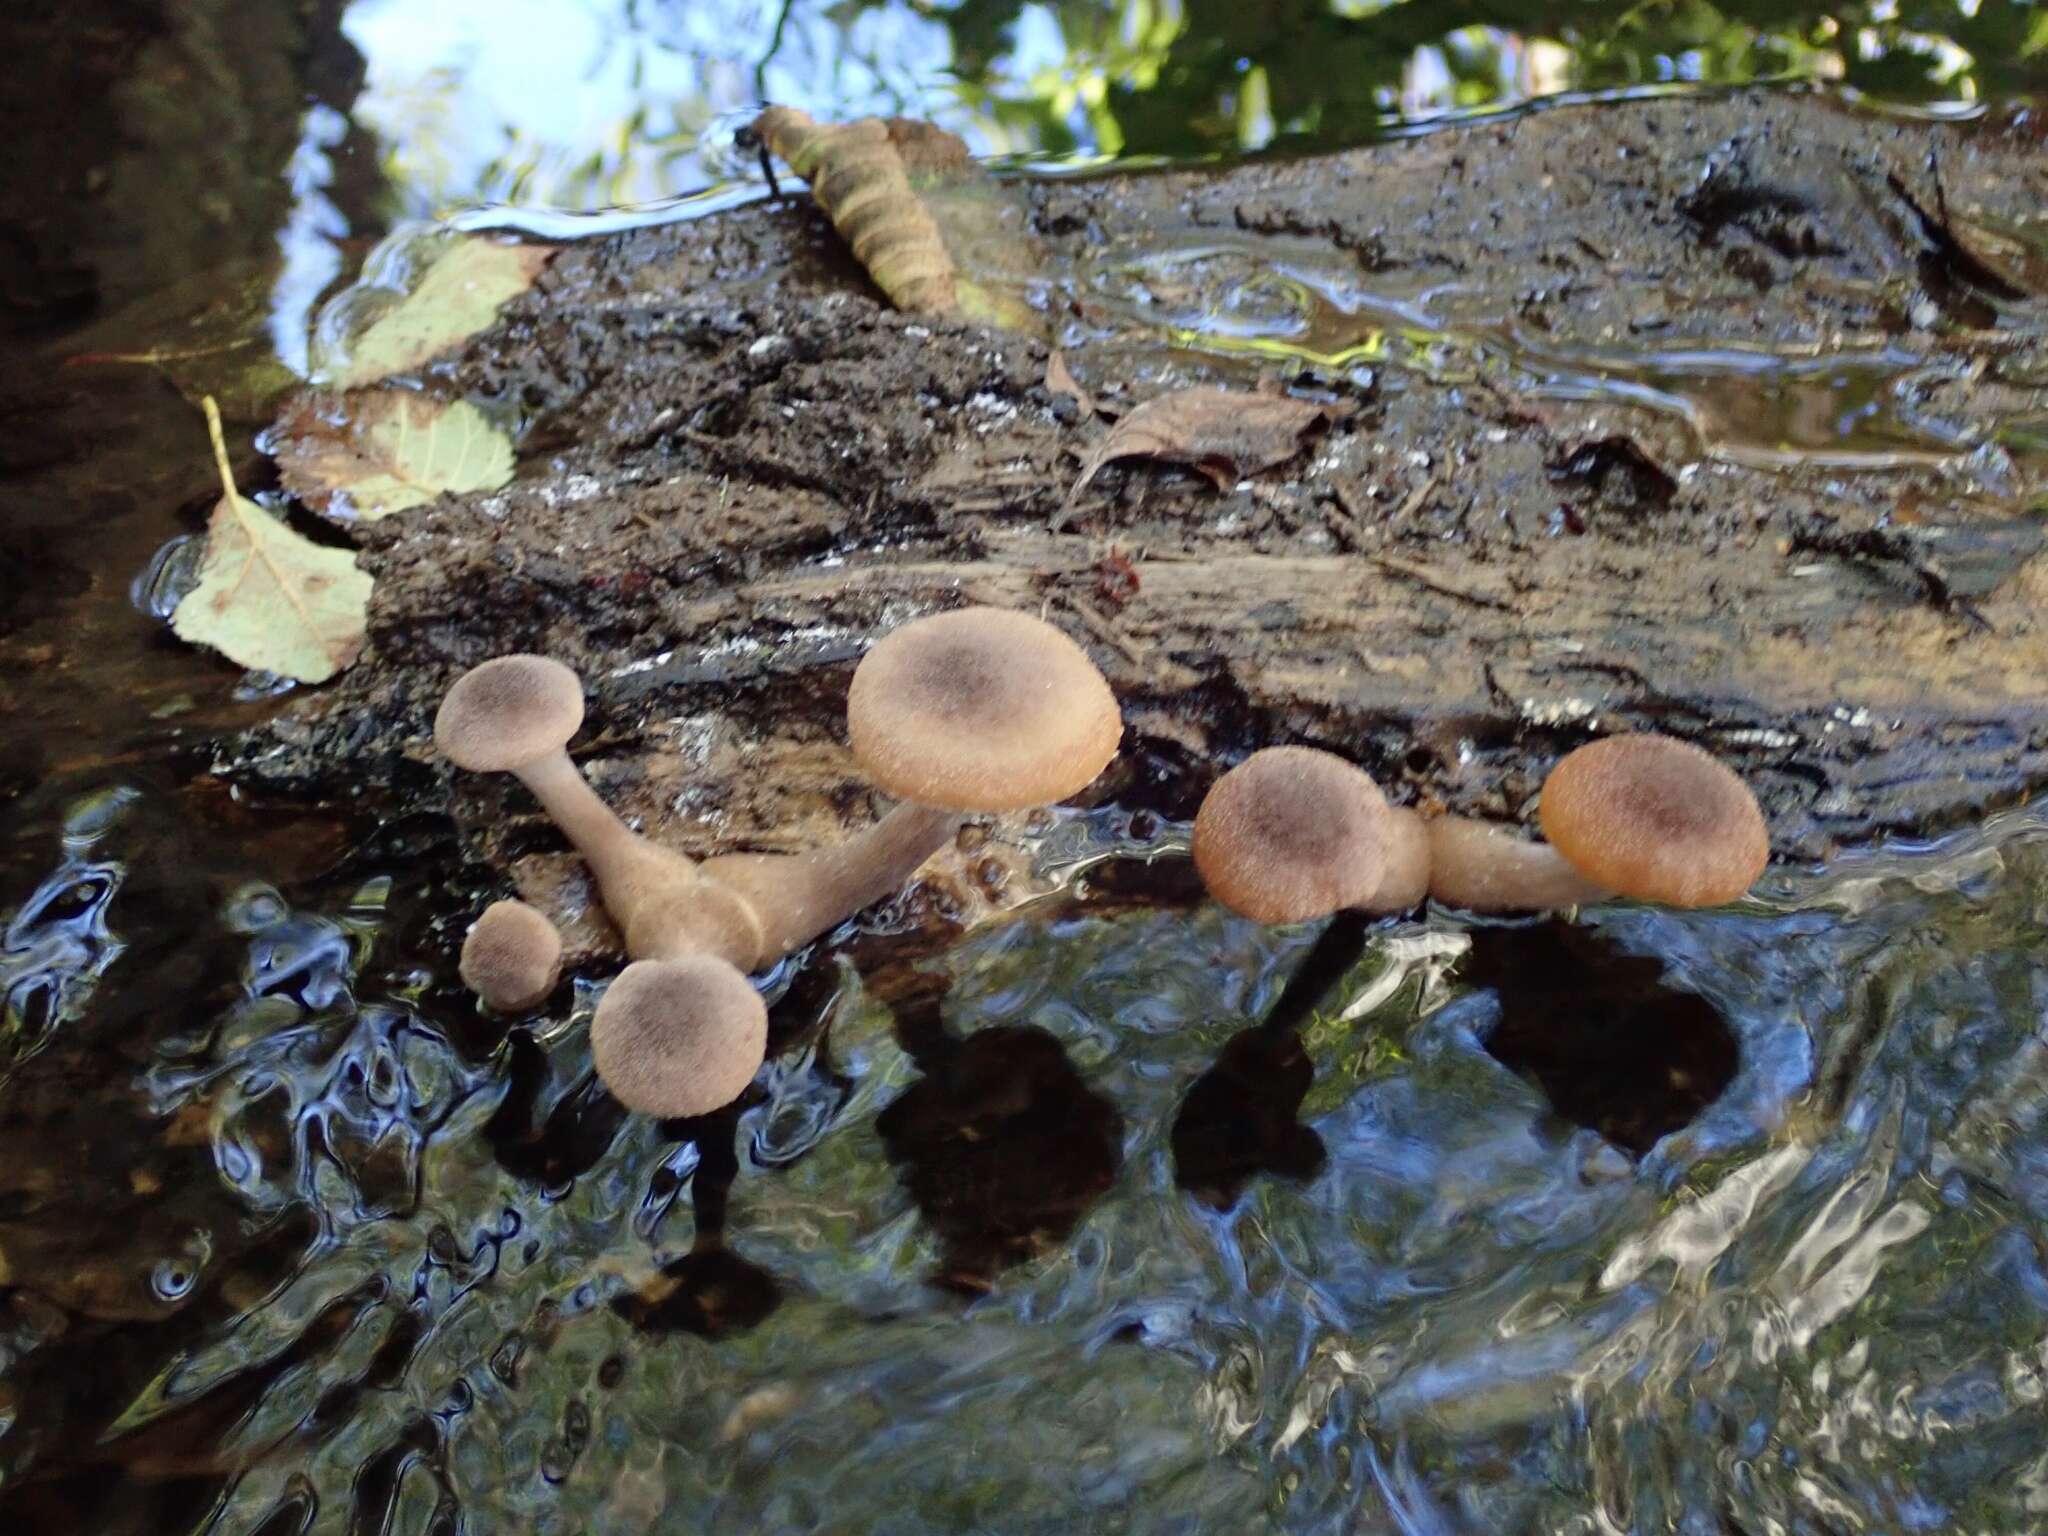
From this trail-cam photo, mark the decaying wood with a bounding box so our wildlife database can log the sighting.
[232,92,2048,938]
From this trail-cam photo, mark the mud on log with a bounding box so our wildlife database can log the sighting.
[234,91,2048,933]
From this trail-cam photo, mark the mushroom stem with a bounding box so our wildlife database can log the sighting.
[1357,807,1431,913]
[696,803,960,966]
[1424,815,1610,912]
[513,749,699,928]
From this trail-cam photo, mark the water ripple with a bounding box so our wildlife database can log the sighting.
[6,795,2048,1530]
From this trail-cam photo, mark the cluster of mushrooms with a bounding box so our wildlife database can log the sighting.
[436,606,1767,1120]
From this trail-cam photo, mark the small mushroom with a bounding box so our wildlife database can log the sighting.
[1193,747,1390,923]
[1422,733,1767,911]
[590,956,769,1119]
[459,898,563,1012]
[1539,733,1767,908]
[435,655,700,945]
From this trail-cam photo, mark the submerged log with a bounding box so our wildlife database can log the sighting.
[231,91,2048,934]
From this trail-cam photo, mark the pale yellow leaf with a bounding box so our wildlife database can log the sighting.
[273,389,514,522]
[317,233,553,389]
[171,399,373,684]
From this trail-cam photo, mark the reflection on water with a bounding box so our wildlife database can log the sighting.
[8,787,2048,1530]
[340,0,2045,220]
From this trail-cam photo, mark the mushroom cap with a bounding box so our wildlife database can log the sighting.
[846,607,1121,812]
[1539,733,1768,908]
[459,899,563,1012]
[435,655,585,773]
[590,956,768,1118]
[1192,746,1391,923]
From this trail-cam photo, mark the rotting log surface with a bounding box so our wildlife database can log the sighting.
[233,92,2048,934]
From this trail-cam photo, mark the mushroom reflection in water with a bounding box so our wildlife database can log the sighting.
[876,1017,1123,1295]
[1171,912,1371,1208]
[1469,919,1738,1154]
[611,1098,781,1340]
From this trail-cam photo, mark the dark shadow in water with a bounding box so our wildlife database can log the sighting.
[483,1032,632,1192]
[1466,919,1739,1155]
[1171,911,1369,1209]
[612,1094,783,1339]
[875,988,1124,1293]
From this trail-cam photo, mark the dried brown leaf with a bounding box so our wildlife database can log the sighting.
[756,107,957,315]
[755,107,1042,331]
[882,116,974,178]
[1056,386,1341,529]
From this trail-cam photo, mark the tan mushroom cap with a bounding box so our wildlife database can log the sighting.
[1539,733,1768,908]
[846,607,1122,812]
[1192,746,1391,923]
[460,899,564,1012]
[434,655,585,772]
[591,956,768,1118]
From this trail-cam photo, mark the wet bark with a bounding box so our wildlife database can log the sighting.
[230,91,2048,934]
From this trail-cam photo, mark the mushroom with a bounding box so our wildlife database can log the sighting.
[592,605,1122,1117]
[845,606,1125,814]
[672,605,1125,965]
[1192,747,1392,923]
[1422,732,1767,911]
[1538,733,1767,908]
[459,898,563,1012]
[589,955,769,1119]
[434,655,700,946]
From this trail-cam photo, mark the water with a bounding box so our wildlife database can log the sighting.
[2,1,2047,1531]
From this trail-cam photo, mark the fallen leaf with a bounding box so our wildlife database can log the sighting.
[273,389,514,522]
[756,107,958,315]
[313,232,553,388]
[883,116,974,177]
[171,398,373,684]
[754,107,1042,332]
[1056,386,1341,529]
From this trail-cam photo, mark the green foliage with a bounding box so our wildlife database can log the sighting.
[895,1,2047,160]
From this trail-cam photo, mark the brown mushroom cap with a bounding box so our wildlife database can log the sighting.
[846,607,1121,812]
[1539,733,1768,908]
[1192,746,1390,923]
[459,899,564,1012]
[590,956,768,1118]
[434,655,585,773]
